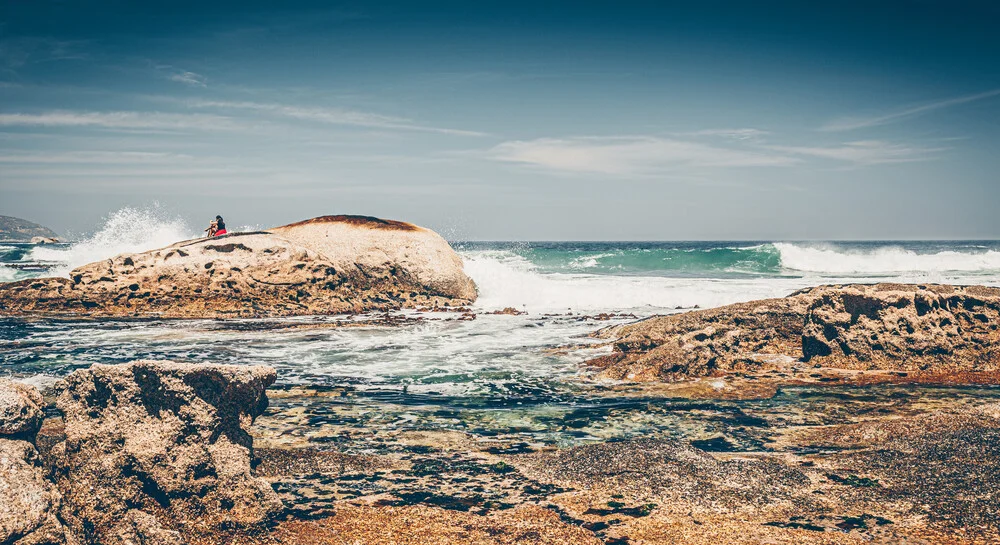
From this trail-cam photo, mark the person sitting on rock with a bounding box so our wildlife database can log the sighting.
[204,215,227,237]
[213,215,227,237]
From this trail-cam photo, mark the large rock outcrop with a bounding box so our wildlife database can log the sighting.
[54,360,282,545]
[0,379,66,545]
[0,215,476,318]
[590,283,1000,385]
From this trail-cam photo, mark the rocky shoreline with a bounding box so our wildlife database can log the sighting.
[588,283,1000,398]
[0,215,477,318]
[3,227,1000,543]
[1,357,997,544]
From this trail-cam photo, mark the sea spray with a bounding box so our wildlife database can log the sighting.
[773,242,1000,274]
[460,248,802,312]
[27,206,197,276]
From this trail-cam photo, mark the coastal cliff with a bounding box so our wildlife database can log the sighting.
[589,283,1000,394]
[0,215,476,318]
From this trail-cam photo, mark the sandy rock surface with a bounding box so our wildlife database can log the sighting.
[270,215,477,301]
[591,283,1000,388]
[0,379,45,440]
[54,360,282,545]
[0,379,66,545]
[0,439,65,545]
[0,215,476,318]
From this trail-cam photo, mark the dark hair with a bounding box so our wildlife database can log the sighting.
[215,216,225,230]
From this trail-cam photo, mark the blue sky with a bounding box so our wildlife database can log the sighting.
[1,1,999,239]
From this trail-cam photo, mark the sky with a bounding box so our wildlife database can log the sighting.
[1,0,999,240]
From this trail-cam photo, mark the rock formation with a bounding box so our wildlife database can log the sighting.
[0,215,477,318]
[515,437,809,509]
[28,237,60,245]
[590,283,1000,385]
[0,379,66,545]
[0,216,59,243]
[54,360,283,545]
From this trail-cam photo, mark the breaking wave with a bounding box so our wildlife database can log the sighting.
[25,206,197,277]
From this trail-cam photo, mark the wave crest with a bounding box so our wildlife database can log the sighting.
[773,243,1000,274]
[28,206,196,276]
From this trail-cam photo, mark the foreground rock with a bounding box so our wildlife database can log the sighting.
[0,379,45,440]
[54,360,282,544]
[0,379,66,545]
[590,283,1000,391]
[0,215,476,318]
[0,215,59,243]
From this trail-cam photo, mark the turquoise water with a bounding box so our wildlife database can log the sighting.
[455,240,1000,278]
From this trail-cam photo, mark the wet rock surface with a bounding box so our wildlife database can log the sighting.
[53,360,282,545]
[590,283,1000,390]
[8,359,997,544]
[214,380,1000,544]
[0,215,477,318]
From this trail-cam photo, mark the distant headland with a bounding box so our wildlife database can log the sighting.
[0,215,60,243]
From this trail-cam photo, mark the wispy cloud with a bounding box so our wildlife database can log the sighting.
[0,150,193,164]
[487,136,799,175]
[185,100,488,136]
[0,111,241,131]
[0,37,89,72]
[684,128,770,141]
[767,140,944,165]
[821,88,1000,132]
[167,70,207,87]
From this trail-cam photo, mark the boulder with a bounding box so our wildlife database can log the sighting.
[0,439,66,545]
[0,379,66,545]
[0,379,45,440]
[270,215,477,301]
[800,283,1000,369]
[590,283,1000,384]
[54,360,283,545]
[0,215,477,318]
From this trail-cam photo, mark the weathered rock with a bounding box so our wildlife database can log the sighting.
[29,237,60,245]
[54,360,282,545]
[799,283,1000,369]
[0,379,45,440]
[514,437,809,509]
[0,215,477,318]
[0,439,66,545]
[270,215,477,301]
[590,283,1000,385]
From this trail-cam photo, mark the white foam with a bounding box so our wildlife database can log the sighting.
[461,247,1000,314]
[461,249,801,313]
[774,243,1000,274]
[26,206,196,276]
[0,266,18,282]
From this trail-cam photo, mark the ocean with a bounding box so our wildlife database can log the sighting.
[3,209,1000,451]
